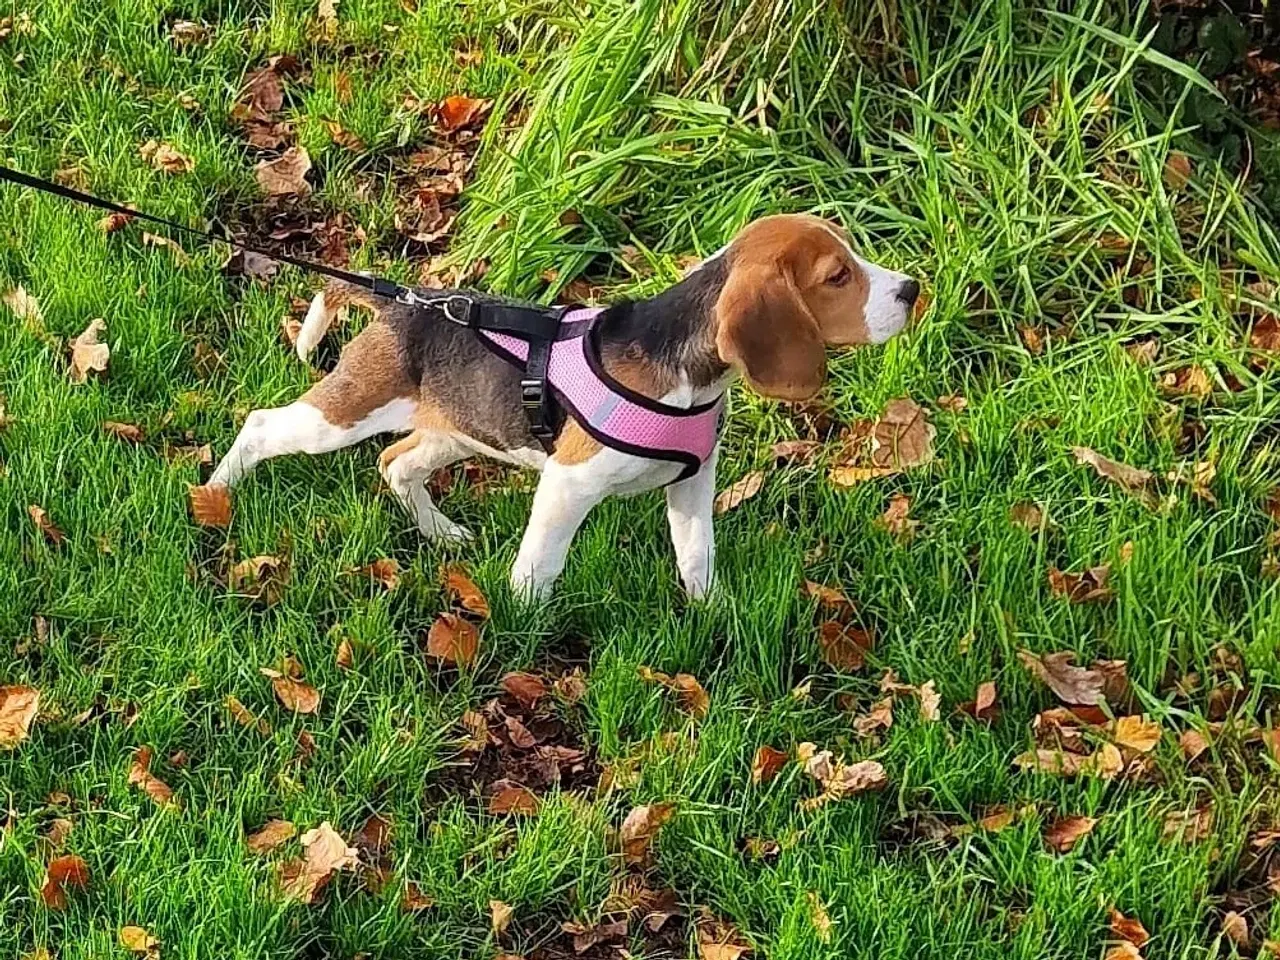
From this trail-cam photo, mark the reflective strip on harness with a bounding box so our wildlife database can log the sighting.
[478,307,722,479]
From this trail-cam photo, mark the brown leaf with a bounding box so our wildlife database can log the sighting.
[959,681,998,722]
[3,285,43,327]
[1179,728,1210,762]
[1071,447,1154,492]
[324,119,365,152]
[1162,805,1214,843]
[879,492,918,539]
[1104,944,1143,960]
[771,439,821,463]
[224,695,271,735]
[188,484,231,527]
[402,881,434,912]
[672,673,710,717]
[1010,501,1044,531]
[1015,744,1122,779]
[98,211,135,233]
[490,899,515,935]
[917,680,942,722]
[751,746,789,785]
[803,581,855,618]
[853,697,894,736]
[1109,908,1150,948]
[279,822,358,904]
[442,564,490,618]
[1043,815,1097,852]
[553,668,587,703]
[936,394,967,413]
[1018,324,1045,355]
[488,781,540,816]
[714,471,765,514]
[501,673,547,711]
[1161,365,1212,399]
[69,318,110,382]
[229,555,288,605]
[118,926,159,956]
[103,421,144,443]
[1047,565,1113,604]
[28,504,64,545]
[255,146,311,196]
[829,398,935,486]
[1163,150,1192,189]
[1125,337,1160,366]
[807,892,833,943]
[426,614,479,666]
[335,638,354,670]
[45,817,73,848]
[127,747,175,806]
[247,819,296,854]
[141,232,189,264]
[353,558,400,590]
[271,676,320,715]
[1018,650,1106,705]
[620,803,675,863]
[0,685,40,748]
[41,854,90,910]
[1112,715,1161,753]
[435,94,490,132]
[1223,911,1249,947]
[818,620,873,672]
[561,918,628,954]
[1251,314,1280,352]
[140,139,194,175]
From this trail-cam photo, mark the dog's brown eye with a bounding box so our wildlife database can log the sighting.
[826,265,851,287]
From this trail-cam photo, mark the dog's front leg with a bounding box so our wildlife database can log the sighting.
[511,460,608,600]
[665,445,718,598]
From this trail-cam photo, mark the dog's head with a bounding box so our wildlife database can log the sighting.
[713,213,918,401]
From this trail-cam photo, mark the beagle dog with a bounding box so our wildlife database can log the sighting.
[208,214,918,599]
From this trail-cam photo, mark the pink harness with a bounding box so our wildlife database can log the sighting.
[477,307,722,481]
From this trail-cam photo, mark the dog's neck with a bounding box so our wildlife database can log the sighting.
[592,254,732,405]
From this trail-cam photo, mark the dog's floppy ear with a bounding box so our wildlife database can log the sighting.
[715,260,826,401]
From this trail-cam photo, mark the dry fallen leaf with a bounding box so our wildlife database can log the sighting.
[829,398,935,486]
[188,484,232,527]
[1043,815,1097,852]
[1047,565,1113,604]
[1112,715,1161,753]
[442,564,489,618]
[1223,911,1249,947]
[1017,650,1106,705]
[936,394,967,413]
[714,471,765,514]
[620,803,675,863]
[1179,728,1210,762]
[0,685,40,749]
[1163,150,1192,189]
[127,747,175,806]
[119,926,159,955]
[1104,943,1143,960]
[1162,805,1214,843]
[435,94,490,132]
[353,558,400,590]
[818,620,873,672]
[402,881,434,912]
[1010,501,1045,531]
[270,675,320,715]
[879,492,918,539]
[502,673,547,711]
[803,581,855,618]
[4,285,43,327]
[1019,324,1045,355]
[279,822,358,904]
[807,891,833,943]
[918,680,942,722]
[751,746,789,785]
[853,697,894,737]
[141,232,189,264]
[1071,447,1154,493]
[490,899,515,935]
[959,681,998,722]
[229,556,288,605]
[1109,907,1150,948]
[1161,365,1213,400]
[771,439,821,463]
[45,817,73,848]
[672,673,710,718]
[103,421,144,443]
[140,139,194,175]
[255,146,311,196]
[488,781,540,816]
[27,504,68,549]
[69,318,110,383]
[1015,744,1123,779]
[426,614,479,666]
[225,695,271,735]
[99,210,135,233]
[41,854,90,910]
[247,819,296,854]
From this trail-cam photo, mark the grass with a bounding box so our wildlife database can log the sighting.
[3,0,1280,957]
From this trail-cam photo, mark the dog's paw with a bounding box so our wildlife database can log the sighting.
[417,514,473,543]
[510,561,554,603]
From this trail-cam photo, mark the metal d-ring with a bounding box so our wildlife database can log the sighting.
[440,295,474,326]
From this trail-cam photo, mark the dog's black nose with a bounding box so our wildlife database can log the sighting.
[896,279,920,307]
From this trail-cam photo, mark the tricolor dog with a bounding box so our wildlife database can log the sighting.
[209,214,918,599]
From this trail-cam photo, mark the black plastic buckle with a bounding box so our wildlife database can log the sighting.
[521,378,553,437]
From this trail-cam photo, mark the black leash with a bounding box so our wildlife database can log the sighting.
[0,163,566,448]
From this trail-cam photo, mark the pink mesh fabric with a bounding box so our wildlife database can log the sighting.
[479,308,721,468]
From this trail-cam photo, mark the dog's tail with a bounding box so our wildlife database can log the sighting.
[295,281,386,362]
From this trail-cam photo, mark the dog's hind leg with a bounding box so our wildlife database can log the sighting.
[378,431,473,542]
[210,397,417,488]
